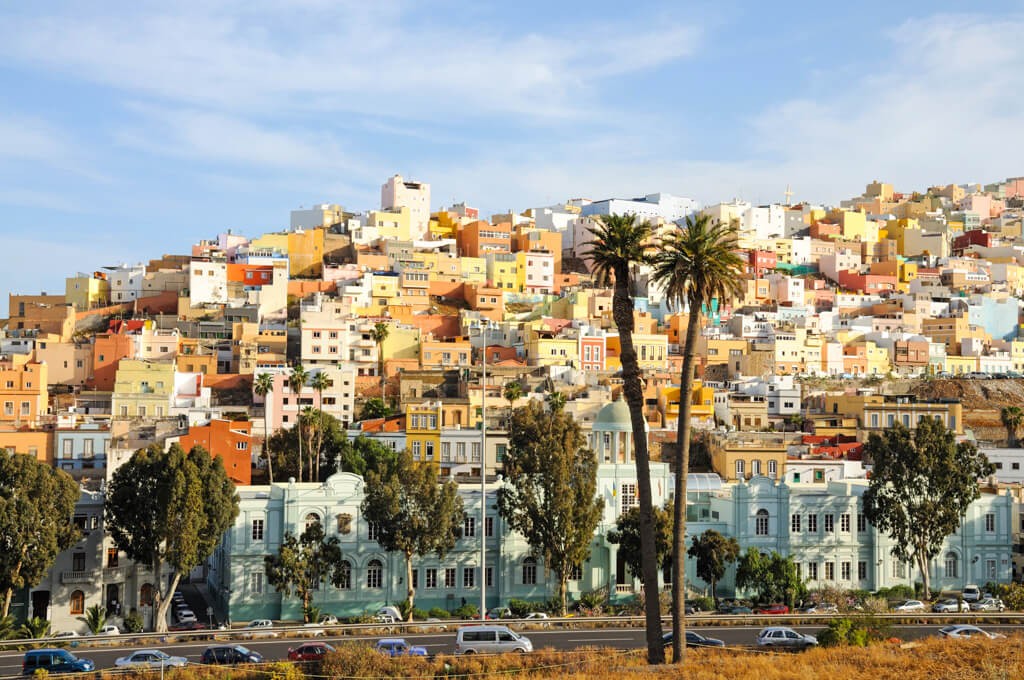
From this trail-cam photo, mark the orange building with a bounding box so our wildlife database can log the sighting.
[420,337,472,369]
[90,332,136,391]
[0,354,48,427]
[0,428,52,463]
[458,220,511,258]
[465,283,505,322]
[511,227,562,273]
[178,419,253,485]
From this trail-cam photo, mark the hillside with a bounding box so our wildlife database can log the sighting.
[909,378,1024,444]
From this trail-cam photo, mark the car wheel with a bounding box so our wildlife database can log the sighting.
[463,650,475,655]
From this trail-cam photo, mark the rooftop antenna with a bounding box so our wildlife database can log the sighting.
[784,185,794,205]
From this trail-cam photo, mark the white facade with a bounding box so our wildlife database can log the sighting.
[290,203,344,231]
[108,264,146,303]
[188,259,228,305]
[381,175,430,240]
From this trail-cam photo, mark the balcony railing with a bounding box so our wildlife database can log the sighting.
[104,566,127,582]
[614,584,634,594]
[61,571,93,584]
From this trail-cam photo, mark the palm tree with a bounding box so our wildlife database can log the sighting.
[310,370,331,481]
[18,617,51,639]
[289,364,309,482]
[650,213,745,664]
[503,380,523,427]
[79,604,108,635]
[585,213,664,664]
[545,389,566,412]
[254,372,276,483]
[1001,406,1023,447]
[371,321,390,396]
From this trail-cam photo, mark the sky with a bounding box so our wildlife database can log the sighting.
[2,1,1024,316]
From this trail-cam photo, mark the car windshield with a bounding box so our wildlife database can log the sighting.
[235,646,251,655]
[151,651,170,660]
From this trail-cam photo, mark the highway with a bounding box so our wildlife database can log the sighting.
[1,620,1022,677]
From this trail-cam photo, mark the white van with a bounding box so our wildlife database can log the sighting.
[962,584,981,602]
[455,625,532,655]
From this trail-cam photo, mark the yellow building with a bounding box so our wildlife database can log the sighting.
[0,429,53,463]
[549,291,592,321]
[366,207,413,242]
[944,355,977,376]
[606,332,668,371]
[370,275,401,310]
[287,227,325,278]
[487,254,519,291]
[525,328,578,367]
[111,360,175,419]
[709,432,790,481]
[460,256,487,284]
[864,340,892,375]
[659,380,715,428]
[828,208,873,242]
[405,401,442,468]
[65,273,110,311]
[823,394,963,435]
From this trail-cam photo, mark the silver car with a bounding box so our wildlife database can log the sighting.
[115,649,188,669]
[455,625,532,654]
[756,626,817,649]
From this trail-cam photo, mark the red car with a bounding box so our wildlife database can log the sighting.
[169,621,207,631]
[287,642,335,662]
[755,604,790,615]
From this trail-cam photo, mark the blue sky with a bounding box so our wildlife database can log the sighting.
[2,1,1024,316]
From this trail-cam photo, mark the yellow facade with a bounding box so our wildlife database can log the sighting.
[709,434,789,482]
[405,402,442,468]
[420,338,472,369]
[366,207,413,241]
[249,232,289,254]
[606,332,668,371]
[287,227,325,278]
[111,360,175,419]
[487,256,519,291]
[549,291,591,321]
[370,276,401,310]
[460,257,487,284]
[65,275,110,312]
[864,340,891,375]
[944,355,977,375]
[525,330,578,367]
[659,380,715,426]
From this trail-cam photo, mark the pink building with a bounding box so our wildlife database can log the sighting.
[579,335,606,372]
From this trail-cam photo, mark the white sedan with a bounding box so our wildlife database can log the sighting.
[938,625,1006,640]
[115,649,189,669]
[891,600,926,612]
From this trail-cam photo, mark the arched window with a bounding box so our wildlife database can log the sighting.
[338,560,352,590]
[522,557,537,585]
[944,552,958,579]
[751,460,762,477]
[367,559,383,589]
[70,590,85,615]
[304,513,320,533]
[755,509,770,536]
[139,583,154,607]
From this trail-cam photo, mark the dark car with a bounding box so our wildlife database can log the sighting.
[719,606,754,615]
[662,631,726,648]
[375,638,429,657]
[200,645,263,665]
[23,649,95,675]
[169,620,208,631]
[288,642,335,661]
[755,604,790,615]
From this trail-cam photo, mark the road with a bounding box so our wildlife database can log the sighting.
[1,622,1021,677]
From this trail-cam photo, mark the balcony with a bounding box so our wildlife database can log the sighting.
[61,571,94,584]
[614,584,635,594]
[103,566,127,582]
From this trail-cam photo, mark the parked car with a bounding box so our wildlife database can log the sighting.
[800,603,838,614]
[52,631,79,638]
[288,642,336,661]
[523,612,550,621]
[373,614,398,624]
[932,599,971,613]
[176,610,198,624]
[488,607,514,619]
[240,619,278,638]
[200,645,263,665]
[891,600,926,612]
[375,638,429,657]
[754,604,790,615]
[99,624,120,636]
[169,621,208,632]
[115,649,189,669]
[970,597,1006,612]
[720,606,754,615]
[756,626,818,649]
[961,585,982,602]
[22,649,95,675]
[454,625,532,655]
[662,630,725,648]
[938,625,1006,640]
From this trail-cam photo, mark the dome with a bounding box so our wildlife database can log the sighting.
[593,396,633,432]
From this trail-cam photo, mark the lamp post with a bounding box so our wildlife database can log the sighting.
[479,321,488,619]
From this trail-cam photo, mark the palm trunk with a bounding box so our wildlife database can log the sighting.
[2,586,12,618]
[405,552,415,621]
[296,407,304,483]
[671,304,702,664]
[613,271,665,665]
[264,409,274,484]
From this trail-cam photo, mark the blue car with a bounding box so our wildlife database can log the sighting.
[375,638,429,657]
[22,649,95,675]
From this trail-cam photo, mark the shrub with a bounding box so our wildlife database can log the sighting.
[411,608,429,621]
[874,585,915,601]
[427,608,450,619]
[321,643,433,680]
[122,611,144,634]
[578,588,609,612]
[452,603,478,620]
[690,596,715,612]
[508,598,540,617]
[817,616,880,647]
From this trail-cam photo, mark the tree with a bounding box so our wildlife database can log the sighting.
[264,521,345,620]
[289,364,309,481]
[360,397,393,421]
[361,450,463,619]
[497,401,604,615]
[105,444,240,632]
[545,389,566,413]
[79,604,108,635]
[736,548,806,606]
[503,381,523,427]
[585,213,664,663]
[687,530,740,604]
[371,321,390,394]
[254,372,276,483]
[0,451,80,617]
[1001,406,1023,447]
[863,418,993,599]
[18,617,51,639]
[309,370,331,482]
[338,435,398,478]
[650,213,745,663]
[608,502,673,578]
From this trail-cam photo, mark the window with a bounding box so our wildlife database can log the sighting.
[83,439,94,457]
[807,562,818,580]
[62,439,73,458]
[21,401,30,416]
[236,441,248,450]
[893,561,906,579]
[464,516,476,538]
[367,560,383,589]
[841,561,851,580]
[252,519,264,541]
[985,513,995,533]
[471,442,481,462]
[751,460,762,476]
[807,514,818,533]
[986,559,997,579]
[824,514,835,533]
[767,460,778,479]
[70,590,85,615]
[496,444,507,463]
[621,483,637,513]
[305,513,320,533]
[463,567,476,588]
[444,567,456,588]
[72,552,86,571]
[755,509,769,536]
[522,557,537,585]
[735,459,745,478]
[106,548,119,568]
[425,568,437,589]
[567,564,582,581]
[857,513,867,532]
[485,516,494,537]
[825,562,835,580]
[840,513,850,532]
[791,514,801,533]
[425,442,434,459]
[858,561,867,580]
[250,572,264,595]
[3,402,12,416]
[944,552,958,579]
[486,566,494,587]
[441,442,451,461]
[368,522,381,542]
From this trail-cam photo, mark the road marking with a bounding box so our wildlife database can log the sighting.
[568,637,633,642]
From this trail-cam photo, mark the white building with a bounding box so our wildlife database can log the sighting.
[290,203,345,231]
[381,175,430,240]
[188,259,228,305]
[107,263,146,303]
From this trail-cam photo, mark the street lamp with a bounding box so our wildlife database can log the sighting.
[472,320,489,619]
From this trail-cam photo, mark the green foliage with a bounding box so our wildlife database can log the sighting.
[508,598,541,618]
[690,596,715,612]
[578,588,608,611]
[545,389,566,412]
[863,419,993,599]
[254,372,277,483]
[411,608,429,621]
[1000,406,1023,447]
[818,615,891,647]
[361,449,464,617]
[105,444,240,631]
[608,502,673,578]
[993,583,1024,610]
[687,529,741,603]
[736,548,807,606]
[122,610,144,634]
[453,602,479,619]
[0,451,81,617]
[265,522,345,620]
[360,397,393,421]
[874,584,916,601]
[18,617,51,639]
[498,401,604,615]
[427,607,450,619]
[79,604,108,635]
[0,615,17,640]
